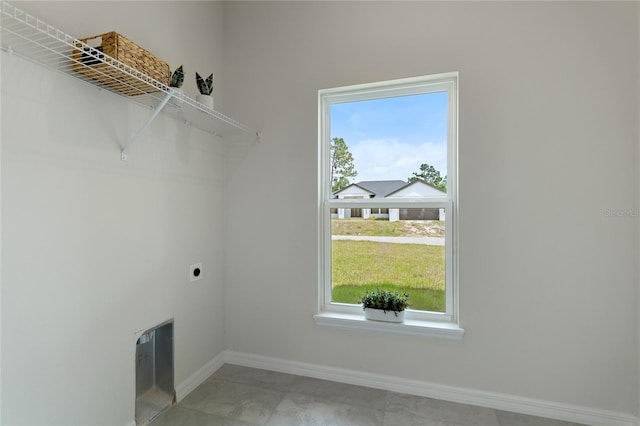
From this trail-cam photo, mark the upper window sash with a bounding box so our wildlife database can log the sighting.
[318,73,458,207]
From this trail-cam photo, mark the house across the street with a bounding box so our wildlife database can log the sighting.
[332,180,446,221]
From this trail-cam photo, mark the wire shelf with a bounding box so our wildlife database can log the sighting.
[0,0,260,154]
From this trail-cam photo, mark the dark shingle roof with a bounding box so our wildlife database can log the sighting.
[337,180,407,198]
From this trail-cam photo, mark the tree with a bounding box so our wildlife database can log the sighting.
[330,137,357,192]
[408,163,447,191]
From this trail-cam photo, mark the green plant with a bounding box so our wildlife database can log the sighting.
[195,72,214,95]
[170,65,184,88]
[360,289,409,315]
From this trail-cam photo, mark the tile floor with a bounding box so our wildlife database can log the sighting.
[150,364,585,426]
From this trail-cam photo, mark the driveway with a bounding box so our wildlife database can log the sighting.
[332,235,445,246]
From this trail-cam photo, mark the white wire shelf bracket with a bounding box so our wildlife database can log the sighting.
[0,0,261,160]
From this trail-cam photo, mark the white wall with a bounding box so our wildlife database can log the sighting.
[1,2,228,425]
[222,0,639,418]
[1,1,639,424]
[637,4,640,420]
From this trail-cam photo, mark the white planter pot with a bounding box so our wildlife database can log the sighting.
[364,308,405,323]
[196,94,214,110]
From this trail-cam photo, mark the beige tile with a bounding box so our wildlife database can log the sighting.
[150,406,260,426]
[495,410,586,426]
[212,364,297,392]
[179,380,285,425]
[290,376,388,409]
[265,392,385,426]
[152,365,589,426]
[384,392,501,426]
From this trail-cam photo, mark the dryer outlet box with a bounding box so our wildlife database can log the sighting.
[189,263,203,282]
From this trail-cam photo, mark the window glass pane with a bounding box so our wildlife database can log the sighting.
[330,209,446,313]
[330,92,448,195]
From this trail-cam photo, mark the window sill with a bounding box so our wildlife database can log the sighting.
[313,311,465,340]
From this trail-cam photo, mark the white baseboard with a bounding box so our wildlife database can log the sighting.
[174,352,225,402]
[222,350,638,426]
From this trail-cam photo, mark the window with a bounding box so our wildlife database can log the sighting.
[317,73,460,335]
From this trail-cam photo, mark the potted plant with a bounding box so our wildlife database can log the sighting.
[195,71,214,110]
[360,289,409,323]
[170,65,184,89]
[169,65,184,103]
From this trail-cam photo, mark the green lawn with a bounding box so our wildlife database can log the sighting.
[331,218,445,238]
[331,240,445,312]
[333,284,445,313]
[332,219,402,236]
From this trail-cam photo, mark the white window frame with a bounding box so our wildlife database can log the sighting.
[315,73,463,339]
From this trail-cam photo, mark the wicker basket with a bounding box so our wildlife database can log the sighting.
[71,31,170,96]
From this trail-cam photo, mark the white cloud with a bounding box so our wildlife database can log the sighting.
[350,138,447,183]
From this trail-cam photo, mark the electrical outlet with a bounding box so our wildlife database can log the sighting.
[189,263,203,282]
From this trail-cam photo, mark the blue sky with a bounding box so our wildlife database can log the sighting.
[330,91,448,183]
